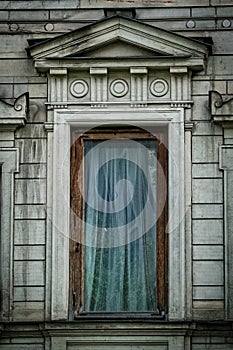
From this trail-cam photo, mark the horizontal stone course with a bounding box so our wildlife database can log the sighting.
[0,1,78,10]
[192,219,223,244]
[193,260,224,286]
[9,10,49,20]
[14,261,45,286]
[14,220,46,244]
[14,245,45,260]
[15,164,47,179]
[192,178,223,203]
[15,205,46,219]
[14,286,45,301]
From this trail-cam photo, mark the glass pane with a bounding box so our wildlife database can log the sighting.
[83,138,157,312]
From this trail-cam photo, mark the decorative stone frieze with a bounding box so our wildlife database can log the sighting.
[48,68,67,104]
[170,67,190,102]
[110,79,129,98]
[90,67,108,102]
[150,78,169,97]
[44,122,54,132]
[130,67,148,102]
[70,79,89,98]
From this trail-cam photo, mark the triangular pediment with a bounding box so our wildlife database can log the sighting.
[68,40,166,58]
[28,15,209,60]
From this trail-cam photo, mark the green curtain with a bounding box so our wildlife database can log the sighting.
[84,139,157,312]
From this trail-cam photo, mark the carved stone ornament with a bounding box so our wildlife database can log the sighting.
[110,79,129,97]
[150,79,169,97]
[70,79,89,98]
[209,90,233,126]
[0,92,28,131]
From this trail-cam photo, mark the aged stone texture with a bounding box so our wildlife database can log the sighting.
[0,1,233,348]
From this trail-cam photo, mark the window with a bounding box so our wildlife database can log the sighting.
[70,126,168,317]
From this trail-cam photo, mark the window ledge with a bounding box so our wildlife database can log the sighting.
[74,312,165,322]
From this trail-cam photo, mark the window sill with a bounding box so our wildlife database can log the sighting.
[74,312,166,322]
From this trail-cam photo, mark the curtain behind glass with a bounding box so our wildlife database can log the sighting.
[84,139,157,312]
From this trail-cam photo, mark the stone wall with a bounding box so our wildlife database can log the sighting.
[0,1,233,349]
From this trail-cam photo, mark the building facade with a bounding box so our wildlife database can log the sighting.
[0,1,233,349]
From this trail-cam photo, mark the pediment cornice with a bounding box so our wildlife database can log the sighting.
[28,15,209,68]
[27,17,210,109]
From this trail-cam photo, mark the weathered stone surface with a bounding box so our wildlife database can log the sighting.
[28,99,47,123]
[14,287,45,302]
[224,128,233,139]
[15,139,46,163]
[211,31,233,54]
[15,164,46,179]
[78,0,210,8]
[0,345,44,350]
[227,81,233,94]
[192,164,222,178]
[193,122,223,136]
[192,136,223,163]
[15,179,46,204]
[193,300,224,309]
[192,178,223,203]
[0,83,13,99]
[15,124,46,138]
[193,343,233,350]
[0,140,14,147]
[14,261,45,286]
[137,7,190,18]
[192,80,227,96]
[193,219,223,244]
[207,56,233,76]
[0,59,35,76]
[193,286,224,300]
[50,9,103,21]
[212,0,233,6]
[0,0,78,9]
[9,10,49,20]
[15,205,46,219]
[193,245,223,260]
[192,96,212,121]
[191,7,216,17]
[14,83,47,98]
[14,220,46,244]
[193,261,224,285]
[12,302,44,322]
[14,246,45,260]
[192,204,223,219]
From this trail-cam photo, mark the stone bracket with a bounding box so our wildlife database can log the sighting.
[0,92,28,131]
[209,90,233,126]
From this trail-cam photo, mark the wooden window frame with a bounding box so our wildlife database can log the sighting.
[70,126,168,319]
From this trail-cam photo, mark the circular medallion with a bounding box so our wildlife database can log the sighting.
[110,79,129,98]
[9,23,19,32]
[70,80,89,98]
[186,20,196,29]
[150,79,169,97]
[44,23,54,32]
[222,19,231,28]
